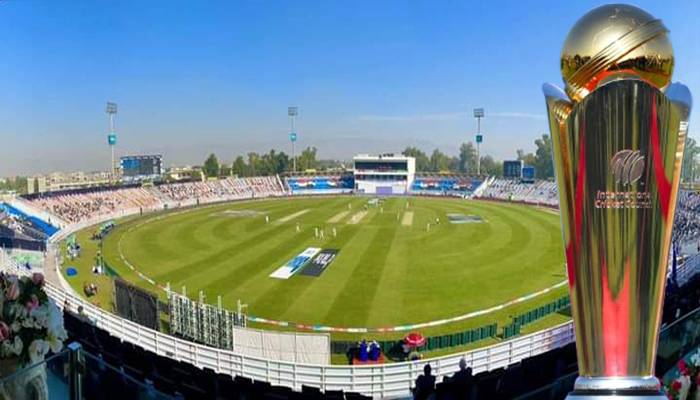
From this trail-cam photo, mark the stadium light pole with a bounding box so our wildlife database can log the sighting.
[288,106,298,173]
[474,108,484,176]
[105,102,118,183]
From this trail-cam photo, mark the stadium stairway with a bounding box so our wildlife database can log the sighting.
[148,185,174,207]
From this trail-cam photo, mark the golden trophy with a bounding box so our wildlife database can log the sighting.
[543,4,692,399]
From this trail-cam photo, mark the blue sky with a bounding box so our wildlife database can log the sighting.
[1,0,698,176]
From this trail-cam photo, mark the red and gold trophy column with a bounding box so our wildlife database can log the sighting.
[543,4,692,399]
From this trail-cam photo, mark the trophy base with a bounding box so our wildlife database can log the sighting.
[566,391,668,399]
[567,376,665,399]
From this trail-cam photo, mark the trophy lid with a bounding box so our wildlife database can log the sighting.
[561,4,674,103]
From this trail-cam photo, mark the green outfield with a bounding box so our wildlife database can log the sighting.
[88,196,569,340]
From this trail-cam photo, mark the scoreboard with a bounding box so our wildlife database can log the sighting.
[120,155,163,181]
[522,167,536,183]
[503,160,523,179]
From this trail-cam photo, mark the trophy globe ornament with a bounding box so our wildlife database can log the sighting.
[560,3,674,103]
[543,4,692,400]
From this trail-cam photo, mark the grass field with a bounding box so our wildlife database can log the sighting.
[82,196,570,341]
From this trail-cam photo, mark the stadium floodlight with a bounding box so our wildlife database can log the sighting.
[105,102,117,114]
[105,102,118,183]
[288,106,298,172]
[474,108,485,176]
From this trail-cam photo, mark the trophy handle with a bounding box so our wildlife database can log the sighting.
[543,83,573,124]
[665,83,693,133]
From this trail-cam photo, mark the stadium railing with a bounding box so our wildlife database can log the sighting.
[503,296,571,339]
[2,249,575,398]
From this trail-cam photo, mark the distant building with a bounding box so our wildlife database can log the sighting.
[166,166,205,182]
[27,171,110,194]
[353,153,415,195]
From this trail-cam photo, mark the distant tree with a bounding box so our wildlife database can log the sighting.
[480,155,502,176]
[517,149,537,168]
[220,163,232,177]
[533,134,554,179]
[203,154,219,178]
[3,177,29,195]
[231,156,247,177]
[260,149,289,175]
[261,150,274,175]
[430,149,451,172]
[316,159,345,170]
[448,156,459,172]
[275,151,290,173]
[402,147,431,172]
[459,142,478,174]
[298,147,318,171]
[190,169,203,181]
[33,178,39,193]
[247,152,262,176]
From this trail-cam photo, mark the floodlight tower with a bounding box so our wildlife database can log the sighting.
[288,106,298,173]
[105,102,118,183]
[474,108,484,176]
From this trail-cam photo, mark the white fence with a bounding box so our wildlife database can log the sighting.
[169,291,331,365]
[0,252,575,398]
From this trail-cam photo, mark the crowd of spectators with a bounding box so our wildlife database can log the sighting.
[411,177,477,196]
[245,176,286,198]
[28,177,285,224]
[0,213,47,241]
[664,267,700,329]
[410,344,578,399]
[156,179,246,202]
[286,175,355,195]
[479,179,558,206]
[29,187,158,223]
[156,176,284,203]
[672,190,700,246]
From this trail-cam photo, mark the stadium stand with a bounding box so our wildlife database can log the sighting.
[0,202,59,238]
[156,176,285,205]
[411,175,481,197]
[478,178,558,206]
[478,184,700,250]
[25,176,286,222]
[286,175,355,195]
[672,190,700,247]
[27,186,159,223]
